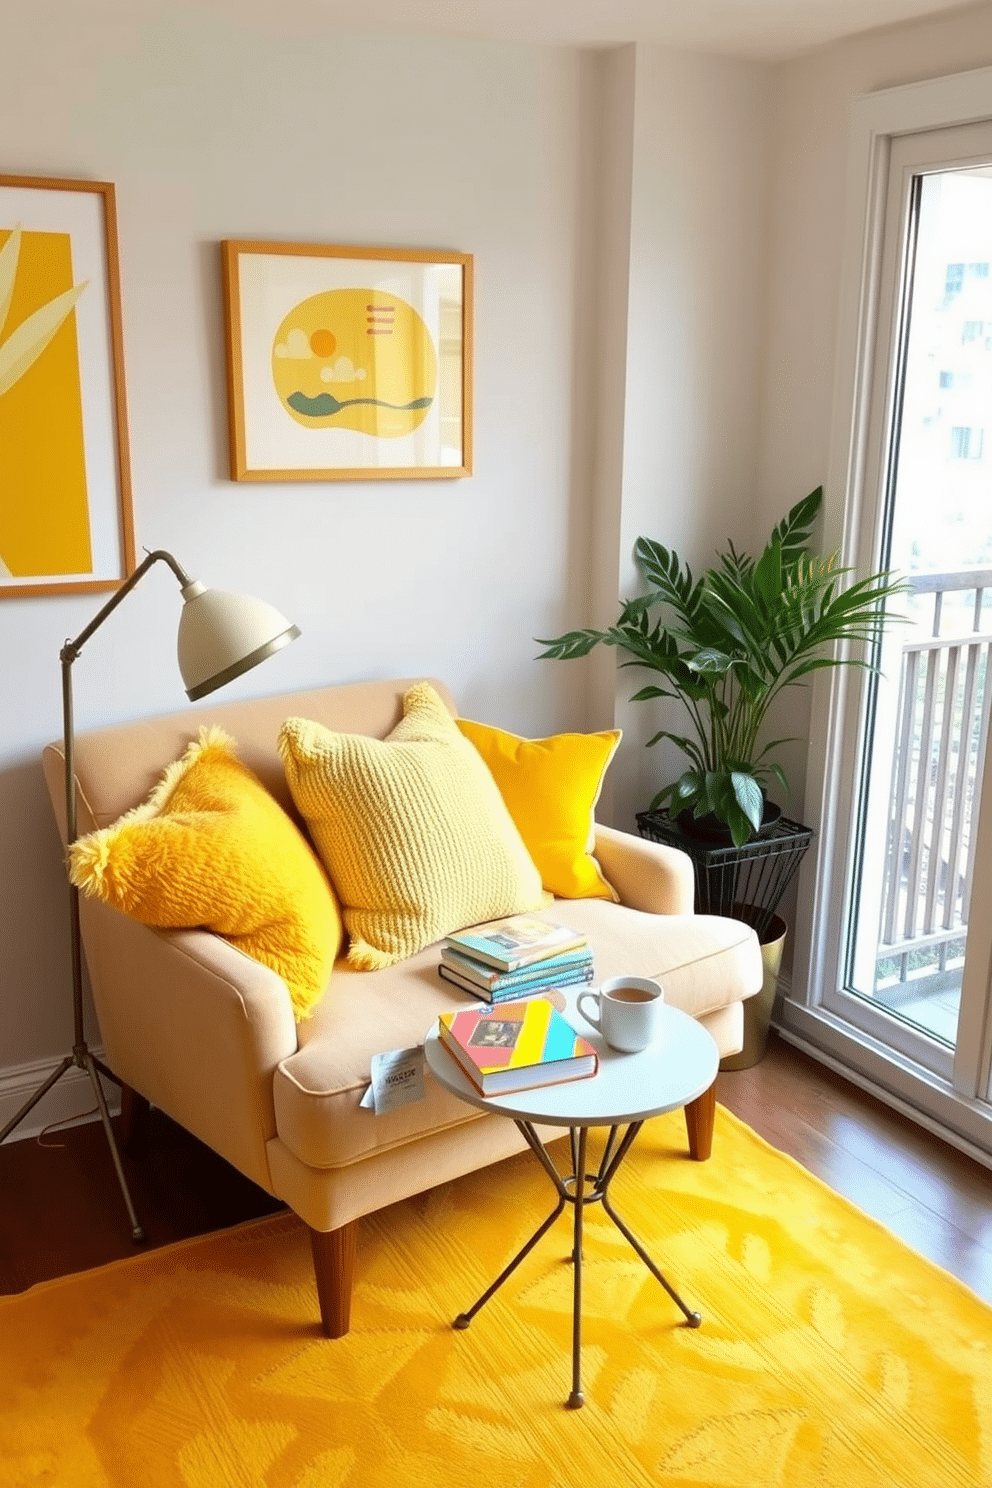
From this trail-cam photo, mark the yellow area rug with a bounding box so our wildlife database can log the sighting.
[2,1106,990,1488]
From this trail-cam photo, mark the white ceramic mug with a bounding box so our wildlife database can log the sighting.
[576,976,665,1053]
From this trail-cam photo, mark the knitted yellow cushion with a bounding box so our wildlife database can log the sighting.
[278,682,549,970]
[68,727,341,1021]
[456,717,621,901]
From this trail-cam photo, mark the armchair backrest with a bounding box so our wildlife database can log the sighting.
[42,676,456,842]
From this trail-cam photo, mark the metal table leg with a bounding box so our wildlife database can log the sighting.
[567,1125,587,1408]
[451,1119,702,1407]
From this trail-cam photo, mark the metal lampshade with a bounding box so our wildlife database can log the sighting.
[177,580,301,701]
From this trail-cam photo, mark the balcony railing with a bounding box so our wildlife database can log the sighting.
[877,570,992,992]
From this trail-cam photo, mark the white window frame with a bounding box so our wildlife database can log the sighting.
[781,66,992,1164]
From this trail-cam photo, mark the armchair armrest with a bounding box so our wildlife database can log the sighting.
[79,896,299,1193]
[593,823,695,915]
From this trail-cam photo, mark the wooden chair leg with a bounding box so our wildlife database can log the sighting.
[684,1081,716,1161]
[118,1084,152,1158]
[309,1220,358,1338]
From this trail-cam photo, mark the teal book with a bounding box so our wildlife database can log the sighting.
[444,914,587,973]
[438,961,595,1003]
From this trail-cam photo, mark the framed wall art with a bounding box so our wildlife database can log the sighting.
[221,240,473,482]
[0,174,134,598]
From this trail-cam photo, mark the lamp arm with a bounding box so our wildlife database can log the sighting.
[60,550,192,668]
[61,550,192,850]
[60,550,192,1055]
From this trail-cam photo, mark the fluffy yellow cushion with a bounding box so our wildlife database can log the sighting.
[278,682,549,970]
[68,727,341,1021]
[455,717,621,901]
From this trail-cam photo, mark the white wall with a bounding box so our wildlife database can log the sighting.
[610,43,773,831]
[0,8,601,1125]
[551,43,774,831]
[0,6,777,1133]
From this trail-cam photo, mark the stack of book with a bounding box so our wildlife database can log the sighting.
[438,914,593,1003]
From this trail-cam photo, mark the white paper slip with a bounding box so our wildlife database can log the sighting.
[360,1046,425,1114]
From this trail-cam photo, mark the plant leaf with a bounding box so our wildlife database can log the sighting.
[767,762,790,794]
[645,731,707,771]
[673,771,703,803]
[770,487,822,567]
[535,628,610,660]
[731,771,764,831]
[629,684,676,702]
[752,735,796,761]
[687,647,735,677]
[703,770,760,845]
[652,776,698,811]
[752,536,783,607]
[703,771,725,816]
[727,803,756,847]
[0,280,87,398]
[620,593,656,620]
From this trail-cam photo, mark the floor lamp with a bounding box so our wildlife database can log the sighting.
[0,549,300,1240]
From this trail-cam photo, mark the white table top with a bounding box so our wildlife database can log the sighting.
[423,990,718,1127]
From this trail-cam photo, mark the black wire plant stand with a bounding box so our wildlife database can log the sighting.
[635,808,814,943]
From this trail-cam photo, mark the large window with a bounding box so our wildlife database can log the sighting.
[783,70,992,1164]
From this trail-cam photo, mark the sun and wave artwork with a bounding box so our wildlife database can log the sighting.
[225,243,471,480]
[271,288,436,440]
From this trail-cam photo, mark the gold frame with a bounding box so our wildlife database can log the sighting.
[221,240,473,482]
[0,174,134,599]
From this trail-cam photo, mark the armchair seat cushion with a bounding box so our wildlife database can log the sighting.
[272,900,758,1172]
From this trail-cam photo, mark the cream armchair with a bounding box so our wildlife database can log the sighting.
[43,677,762,1337]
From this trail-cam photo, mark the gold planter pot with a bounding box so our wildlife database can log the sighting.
[719,914,788,1072]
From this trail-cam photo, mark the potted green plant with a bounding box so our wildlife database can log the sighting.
[536,488,904,1067]
[537,487,902,846]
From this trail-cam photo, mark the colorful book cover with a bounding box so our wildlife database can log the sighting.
[444,914,587,972]
[437,997,598,1095]
[440,943,593,990]
[438,962,595,1003]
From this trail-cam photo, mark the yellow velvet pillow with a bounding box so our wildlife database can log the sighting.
[278,682,549,970]
[455,717,621,901]
[68,727,342,1021]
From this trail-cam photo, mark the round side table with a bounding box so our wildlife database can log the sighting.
[424,993,718,1409]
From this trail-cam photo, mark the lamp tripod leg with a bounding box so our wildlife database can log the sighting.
[82,1053,146,1243]
[0,1050,145,1245]
[0,1056,75,1145]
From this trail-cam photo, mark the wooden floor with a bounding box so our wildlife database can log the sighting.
[2,1031,991,1304]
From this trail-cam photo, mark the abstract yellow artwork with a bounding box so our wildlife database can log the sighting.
[0,176,134,599]
[0,227,91,578]
[223,241,472,481]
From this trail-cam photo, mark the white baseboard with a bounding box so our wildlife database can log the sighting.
[773,1000,992,1171]
[0,1050,121,1143]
